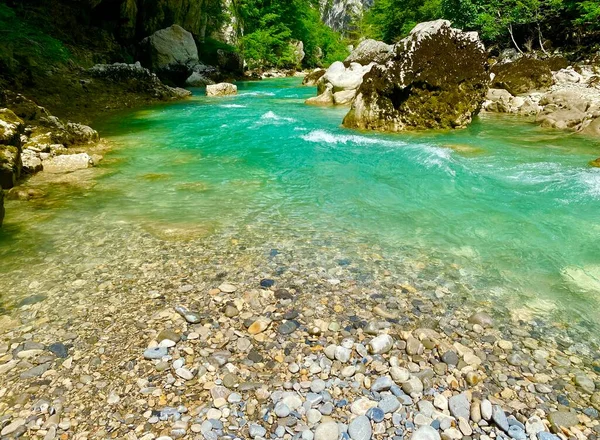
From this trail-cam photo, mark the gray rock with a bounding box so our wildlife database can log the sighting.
[441,351,459,365]
[575,374,596,394]
[492,405,509,432]
[344,39,393,65]
[348,415,372,440]
[508,425,527,440]
[448,393,470,420]
[371,376,394,392]
[144,347,168,359]
[537,433,560,440]
[311,379,326,393]
[315,421,339,440]
[410,425,441,440]
[275,402,291,418]
[547,411,578,432]
[248,423,267,438]
[480,399,493,421]
[48,342,68,358]
[378,395,400,414]
[278,320,299,335]
[20,363,50,379]
[402,377,423,395]
[368,334,394,354]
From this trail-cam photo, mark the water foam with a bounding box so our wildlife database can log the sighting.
[300,129,402,147]
[219,104,247,108]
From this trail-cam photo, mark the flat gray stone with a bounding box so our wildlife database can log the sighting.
[448,393,470,420]
[348,415,372,440]
[410,425,441,440]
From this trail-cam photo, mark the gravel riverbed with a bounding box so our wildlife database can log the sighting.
[1,210,599,440]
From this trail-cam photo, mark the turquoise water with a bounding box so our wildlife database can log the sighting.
[2,77,600,330]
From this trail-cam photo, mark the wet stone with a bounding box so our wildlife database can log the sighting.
[278,320,299,335]
[371,376,394,392]
[48,342,68,358]
[260,279,275,288]
[366,407,385,423]
[547,411,578,432]
[441,351,459,366]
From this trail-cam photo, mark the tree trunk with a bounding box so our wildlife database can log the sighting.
[537,24,548,54]
[508,24,523,53]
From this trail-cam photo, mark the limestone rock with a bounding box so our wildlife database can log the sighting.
[206,83,238,97]
[290,40,305,67]
[306,61,374,106]
[343,20,488,131]
[345,39,393,65]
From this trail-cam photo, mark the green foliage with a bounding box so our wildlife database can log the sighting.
[362,0,443,42]
[198,37,238,65]
[362,0,599,50]
[0,2,71,71]
[238,0,348,69]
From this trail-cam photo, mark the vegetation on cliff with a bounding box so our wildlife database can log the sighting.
[238,0,348,69]
[361,0,600,53]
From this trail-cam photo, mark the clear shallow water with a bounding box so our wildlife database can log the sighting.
[2,78,600,331]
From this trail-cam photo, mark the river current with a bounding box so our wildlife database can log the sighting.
[1,78,600,337]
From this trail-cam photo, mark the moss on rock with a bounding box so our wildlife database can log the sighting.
[491,57,553,95]
[343,20,488,132]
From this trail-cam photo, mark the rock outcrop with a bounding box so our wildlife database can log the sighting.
[321,0,373,33]
[483,62,600,137]
[0,109,24,189]
[88,62,192,99]
[290,41,306,68]
[343,20,488,131]
[344,39,393,65]
[42,153,95,174]
[306,61,374,106]
[491,57,554,95]
[206,83,237,97]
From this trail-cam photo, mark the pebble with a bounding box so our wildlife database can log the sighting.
[144,347,168,360]
[275,402,291,418]
[378,395,400,414]
[448,393,470,420]
[315,421,339,440]
[278,320,298,335]
[248,423,267,438]
[366,407,384,423]
[481,399,493,421]
[348,415,372,440]
[492,405,509,432]
[371,376,393,392]
[410,425,441,440]
[369,334,393,354]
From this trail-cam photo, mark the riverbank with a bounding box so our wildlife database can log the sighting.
[1,79,599,440]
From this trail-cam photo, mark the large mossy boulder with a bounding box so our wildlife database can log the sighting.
[491,57,553,95]
[343,20,489,131]
[0,108,24,189]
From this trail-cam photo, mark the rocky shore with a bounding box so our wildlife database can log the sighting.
[0,215,599,440]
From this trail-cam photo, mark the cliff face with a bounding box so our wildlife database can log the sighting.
[320,0,373,33]
[89,0,210,42]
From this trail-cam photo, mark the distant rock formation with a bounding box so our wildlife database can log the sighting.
[320,0,374,33]
[343,20,489,131]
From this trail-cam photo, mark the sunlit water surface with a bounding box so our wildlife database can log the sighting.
[1,78,600,334]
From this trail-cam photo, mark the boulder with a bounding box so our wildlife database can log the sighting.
[88,62,192,99]
[306,61,374,106]
[303,69,326,86]
[345,39,393,65]
[591,157,600,167]
[482,88,542,115]
[491,57,553,95]
[343,20,488,131]
[139,25,199,84]
[206,83,237,97]
[42,153,94,174]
